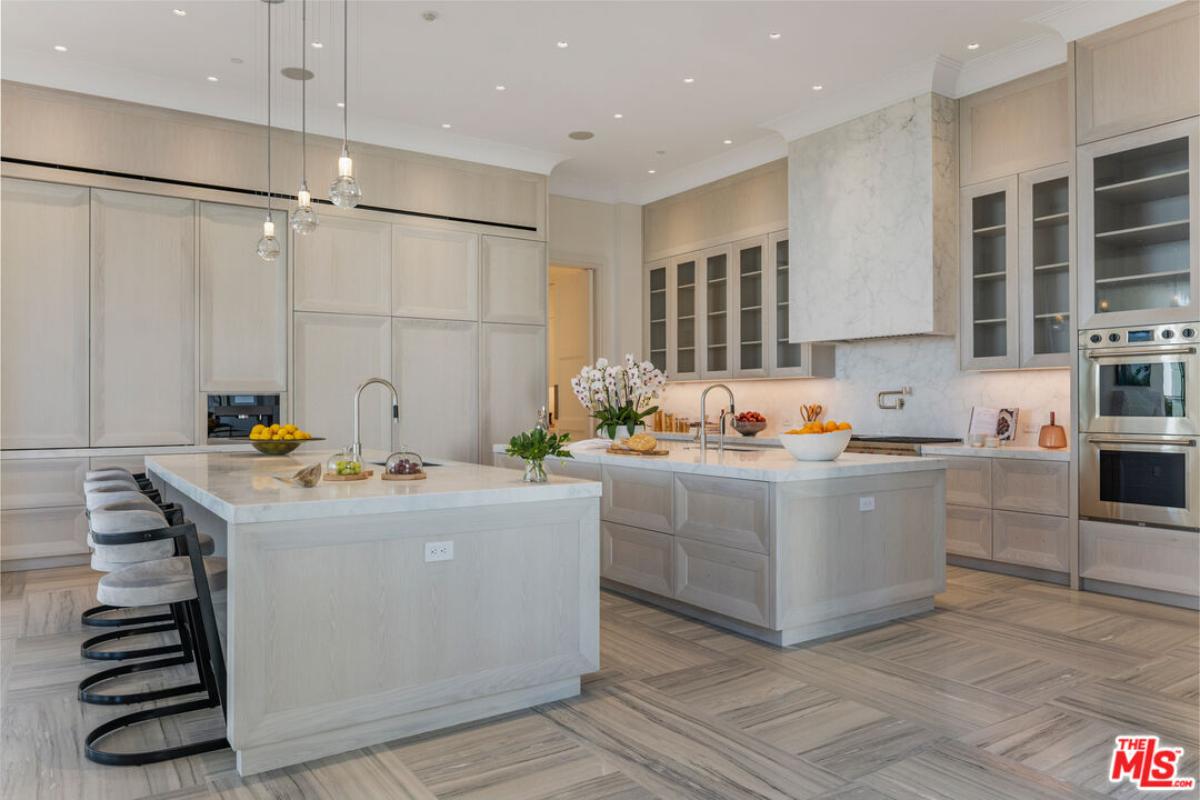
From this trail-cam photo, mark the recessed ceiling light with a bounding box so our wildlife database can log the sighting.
[336,101,345,108]
[682,77,695,84]
[422,10,439,22]
[442,122,452,129]
[613,113,623,119]
[967,42,981,50]
[53,44,68,52]
[281,66,314,81]
[723,139,733,145]
[206,75,219,82]
[811,84,824,91]
[172,8,187,16]
[311,41,324,49]
[568,130,595,140]
[769,32,781,40]
[655,149,666,156]
[647,169,657,174]
[230,57,244,64]
[495,84,507,91]
[556,40,569,48]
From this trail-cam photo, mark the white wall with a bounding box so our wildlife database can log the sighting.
[658,337,1071,446]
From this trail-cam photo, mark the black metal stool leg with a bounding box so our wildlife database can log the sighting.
[81,604,173,628]
[79,604,203,705]
[80,623,184,661]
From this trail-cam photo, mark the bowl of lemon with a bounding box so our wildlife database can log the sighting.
[247,423,323,455]
[778,420,852,462]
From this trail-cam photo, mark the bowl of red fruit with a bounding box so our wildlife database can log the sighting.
[732,411,767,437]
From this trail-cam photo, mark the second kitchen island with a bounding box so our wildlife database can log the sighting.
[495,442,947,646]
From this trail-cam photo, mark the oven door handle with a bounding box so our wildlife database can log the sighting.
[1085,346,1196,358]
[1086,437,1196,447]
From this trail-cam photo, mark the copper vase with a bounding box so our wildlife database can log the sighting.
[1038,412,1067,449]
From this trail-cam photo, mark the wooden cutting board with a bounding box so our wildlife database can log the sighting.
[606,447,669,456]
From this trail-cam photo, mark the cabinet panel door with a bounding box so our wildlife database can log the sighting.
[992,510,1069,572]
[699,246,733,379]
[481,236,546,324]
[674,537,770,626]
[199,203,288,392]
[944,457,992,508]
[0,458,88,510]
[992,459,1068,516]
[392,226,479,320]
[1080,519,1199,596]
[392,318,478,462]
[479,322,546,459]
[674,473,769,554]
[960,177,1019,370]
[293,312,392,452]
[732,236,768,378]
[1018,165,1072,368]
[1,178,90,449]
[601,521,673,596]
[601,464,674,533]
[91,189,195,447]
[670,253,702,380]
[1,506,89,561]
[293,215,391,315]
[945,504,992,559]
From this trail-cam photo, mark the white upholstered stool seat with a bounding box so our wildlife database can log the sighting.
[85,477,143,494]
[86,490,161,513]
[87,468,140,482]
[97,557,228,608]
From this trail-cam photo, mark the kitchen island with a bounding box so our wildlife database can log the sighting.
[495,442,946,647]
[145,450,600,777]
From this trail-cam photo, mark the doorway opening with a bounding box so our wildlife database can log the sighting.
[548,265,594,440]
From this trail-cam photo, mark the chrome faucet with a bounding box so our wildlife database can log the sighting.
[877,386,912,411]
[351,378,400,462]
[699,384,735,455]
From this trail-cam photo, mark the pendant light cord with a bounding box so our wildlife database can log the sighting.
[342,0,348,149]
[301,0,307,184]
[266,0,272,214]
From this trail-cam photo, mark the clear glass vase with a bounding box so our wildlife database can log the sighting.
[522,459,548,483]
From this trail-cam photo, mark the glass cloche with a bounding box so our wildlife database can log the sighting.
[384,448,425,480]
[325,448,364,478]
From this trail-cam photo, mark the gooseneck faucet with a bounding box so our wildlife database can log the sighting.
[351,378,399,462]
[699,384,736,455]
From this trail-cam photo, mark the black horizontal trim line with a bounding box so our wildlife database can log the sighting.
[1,156,539,233]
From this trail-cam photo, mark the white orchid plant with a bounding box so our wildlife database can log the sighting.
[571,354,667,439]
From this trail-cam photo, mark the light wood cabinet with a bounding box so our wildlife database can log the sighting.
[673,473,769,554]
[959,66,1070,187]
[601,464,673,533]
[732,236,769,377]
[992,509,1069,572]
[199,203,288,392]
[944,457,992,508]
[0,178,90,449]
[0,458,87,510]
[945,505,992,559]
[479,322,546,458]
[0,506,89,563]
[392,226,479,321]
[644,260,669,373]
[391,318,478,463]
[1080,519,1199,597]
[293,215,391,315]
[90,189,196,447]
[601,521,673,596]
[699,245,733,379]
[992,459,1069,516]
[766,231,835,378]
[669,252,702,379]
[1017,165,1072,367]
[961,177,1020,369]
[1075,2,1200,145]
[674,537,770,626]
[292,312,392,452]
[481,236,546,325]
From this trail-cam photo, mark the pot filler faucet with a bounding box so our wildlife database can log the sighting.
[699,383,736,455]
[351,378,399,463]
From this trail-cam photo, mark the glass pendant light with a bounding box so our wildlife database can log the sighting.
[290,0,318,235]
[257,0,281,261]
[329,0,362,208]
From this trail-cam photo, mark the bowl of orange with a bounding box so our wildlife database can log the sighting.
[247,423,323,455]
[778,420,852,461]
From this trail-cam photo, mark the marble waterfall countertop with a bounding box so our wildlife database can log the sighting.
[920,443,1070,461]
[492,440,944,482]
[145,449,599,524]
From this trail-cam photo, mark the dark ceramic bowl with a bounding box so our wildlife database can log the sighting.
[732,420,767,437]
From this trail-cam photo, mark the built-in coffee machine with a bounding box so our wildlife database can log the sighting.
[206,395,281,440]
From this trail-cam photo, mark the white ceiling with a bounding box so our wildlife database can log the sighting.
[0,0,1177,204]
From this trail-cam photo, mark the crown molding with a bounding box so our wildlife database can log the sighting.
[1026,0,1186,43]
[616,134,788,205]
[953,32,1067,97]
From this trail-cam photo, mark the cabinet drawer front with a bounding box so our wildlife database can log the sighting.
[1081,520,1199,597]
[602,465,673,533]
[992,510,1069,572]
[946,504,992,559]
[993,459,1068,516]
[1,458,87,510]
[674,473,769,553]
[945,457,992,507]
[601,522,672,596]
[674,538,770,626]
[0,506,88,561]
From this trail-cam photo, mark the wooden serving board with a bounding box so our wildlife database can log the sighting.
[381,471,427,481]
[606,447,669,456]
[323,470,374,482]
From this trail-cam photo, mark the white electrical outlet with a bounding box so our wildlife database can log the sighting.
[424,541,454,562]
[859,496,876,512]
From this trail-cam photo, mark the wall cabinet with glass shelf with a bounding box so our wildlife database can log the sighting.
[961,168,1073,370]
[1078,117,1198,329]
[700,245,733,379]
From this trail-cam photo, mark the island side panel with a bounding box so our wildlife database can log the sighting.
[772,469,946,644]
[225,496,599,775]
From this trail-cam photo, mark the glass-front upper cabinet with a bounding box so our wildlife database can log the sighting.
[672,255,700,379]
[1079,116,1199,328]
[733,236,768,377]
[644,261,669,374]
[961,176,1020,369]
[1019,165,1071,367]
[700,245,732,378]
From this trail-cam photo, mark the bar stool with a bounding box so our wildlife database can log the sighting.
[87,467,153,491]
[84,508,229,765]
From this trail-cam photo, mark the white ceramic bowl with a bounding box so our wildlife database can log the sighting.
[778,429,852,461]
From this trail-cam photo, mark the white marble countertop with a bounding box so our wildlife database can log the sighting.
[921,444,1070,462]
[493,441,944,482]
[2,443,256,461]
[146,449,600,524]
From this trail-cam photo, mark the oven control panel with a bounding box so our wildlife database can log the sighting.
[1081,322,1200,348]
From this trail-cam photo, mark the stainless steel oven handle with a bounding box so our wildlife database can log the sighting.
[1085,346,1196,358]
[1086,437,1196,447]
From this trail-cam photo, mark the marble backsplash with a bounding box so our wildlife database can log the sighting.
[656,335,1072,447]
